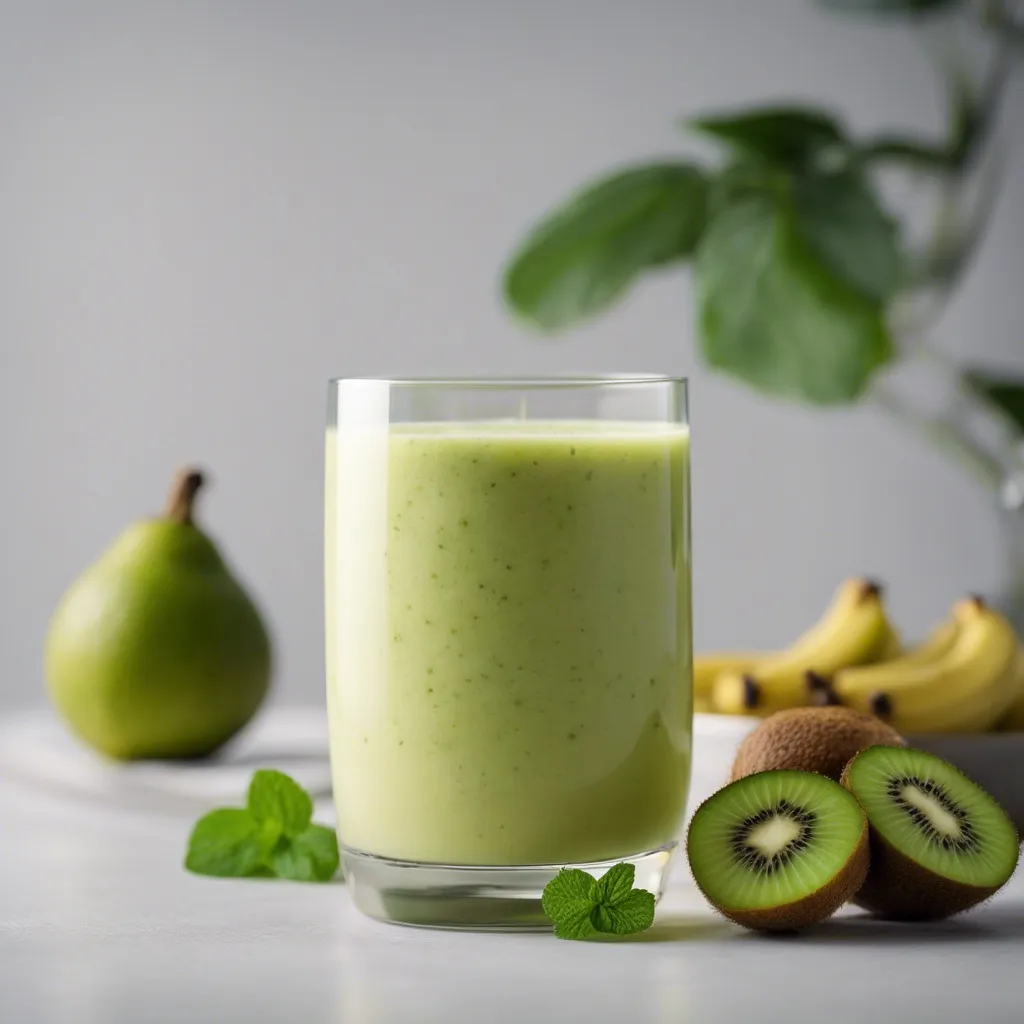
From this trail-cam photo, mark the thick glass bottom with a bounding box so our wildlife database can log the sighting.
[341,841,678,930]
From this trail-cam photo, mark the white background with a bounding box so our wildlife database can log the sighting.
[2,0,1022,709]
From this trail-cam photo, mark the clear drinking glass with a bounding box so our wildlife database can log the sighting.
[325,376,692,929]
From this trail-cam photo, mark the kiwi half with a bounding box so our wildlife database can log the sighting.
[842,745,1020,920]
[687,769,868,932]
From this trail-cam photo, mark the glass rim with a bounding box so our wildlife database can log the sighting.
[328,374,687,389]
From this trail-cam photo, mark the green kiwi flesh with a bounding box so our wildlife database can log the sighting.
[686,769,869,932]
[842,745,1020,920]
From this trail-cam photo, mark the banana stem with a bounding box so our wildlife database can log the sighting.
[166,469,206,525]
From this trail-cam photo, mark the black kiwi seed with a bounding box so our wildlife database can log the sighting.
[729,798,816,874]
[885,775,978,853]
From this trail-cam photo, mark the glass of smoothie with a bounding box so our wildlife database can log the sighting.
[325,376,692,928]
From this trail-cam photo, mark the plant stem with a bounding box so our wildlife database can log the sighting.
[891,10,1014,334]
[873,380,1006,490]
[981,0,1024,50]
[873,334,1024,499]
[923,344,1024,450]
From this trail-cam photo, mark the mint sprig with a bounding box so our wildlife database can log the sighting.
[185,769,340,883]
[541,862,656,940]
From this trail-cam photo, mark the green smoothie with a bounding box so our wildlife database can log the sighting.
[326,421,691,866]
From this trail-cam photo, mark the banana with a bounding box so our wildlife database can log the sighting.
[694,694,716,715]
[900,650,1021,733]
[916,661,1020,733]
[712,578,892,717]
[873,616,960,672]
[994,648,1024,731]
[694,652,769,701]
[877,625,903,661]
[832,598,1017,734]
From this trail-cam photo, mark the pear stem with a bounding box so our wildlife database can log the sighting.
[166,469,205,525]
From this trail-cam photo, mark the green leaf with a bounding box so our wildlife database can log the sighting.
[266,825,341,883]
[597,888,656,935]
[593,861,636,906]
[710,165,904,302]
[248,769,313,838]
[504,163,709,331]
[689,107,845,166]
[542,867,597,913]
[553,902,600,940]
[542,868,598,940]
[706,161,778,220]
[819,0,960,12]
[696,195,893,404]
[256,816,284,854]
[296,825,341,882]
[591,863,655,935]
[184,809,264,878]
[542,864,657,940]
[792,171,903,301]
[964,371,1024,435]
[184,771,340,885]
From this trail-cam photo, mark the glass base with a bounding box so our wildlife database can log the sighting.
[341,841,678,931]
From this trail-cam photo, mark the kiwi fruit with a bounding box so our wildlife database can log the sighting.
[842,745,1020,920]
[686,769,868,932]
[731,706,905,783]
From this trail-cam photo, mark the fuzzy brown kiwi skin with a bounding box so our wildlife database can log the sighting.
[687,806,870,933]
[731,707,905,784]
[840,752,1020,921]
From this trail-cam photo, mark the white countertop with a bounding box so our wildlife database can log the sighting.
[2,711,1023,1024]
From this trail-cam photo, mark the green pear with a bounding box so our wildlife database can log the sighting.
[45,469,272,760]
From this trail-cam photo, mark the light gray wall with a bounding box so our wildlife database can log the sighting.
[2,0,1022,710]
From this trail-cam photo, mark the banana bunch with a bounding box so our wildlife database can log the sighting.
[709,578,894,717]
[832,598,1020,733]
[696,579,1024,734]
[693,654,766,714]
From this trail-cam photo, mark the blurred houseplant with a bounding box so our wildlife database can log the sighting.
[503,0,1024,621]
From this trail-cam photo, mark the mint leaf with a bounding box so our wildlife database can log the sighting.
[542,867,597,911]
[792,170,903,302]
[248,769,313,838]
[542,868,598,940]
[185,809,264,878]
[256,816,284,854]
[592,863,655,935]
[185,771,339,884]
[593,861,636,905]
[267,825,341,883]
[553,902,599,941]
[296,825,341,881]
[542,864,656,940]
[599,888,656,935]
[504,163,709,331]
[690,107,845,167]
[696,194,893,404]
